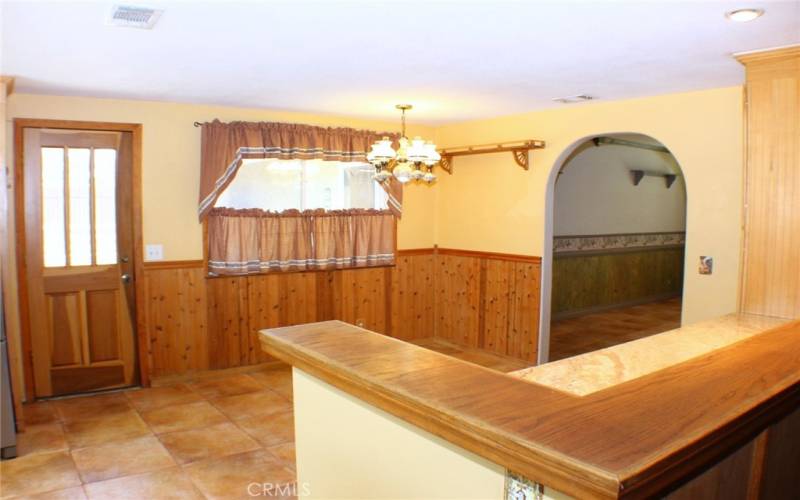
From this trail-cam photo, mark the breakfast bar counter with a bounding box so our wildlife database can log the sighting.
[259,315,800,499]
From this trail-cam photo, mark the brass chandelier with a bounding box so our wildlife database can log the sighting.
[367,104,440,184]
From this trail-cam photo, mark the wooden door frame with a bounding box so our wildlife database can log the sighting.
[13,118,148,400]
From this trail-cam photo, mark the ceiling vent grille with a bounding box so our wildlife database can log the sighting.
[108,5,163,29]
[552,94,594,104]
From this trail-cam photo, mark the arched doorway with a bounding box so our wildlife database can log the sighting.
[538,133,687,363]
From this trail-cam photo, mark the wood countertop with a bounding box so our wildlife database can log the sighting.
[511,314,789,396]
[259,317,800,499]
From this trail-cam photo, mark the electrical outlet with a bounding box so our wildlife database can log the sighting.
[505,471,542,500]
[145,244,164,261]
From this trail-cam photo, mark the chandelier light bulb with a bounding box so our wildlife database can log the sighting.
[393,162,413,184]
[367,105,440,184]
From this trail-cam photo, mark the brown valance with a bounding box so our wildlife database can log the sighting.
[198,120,403,220]
[207,207,395,275]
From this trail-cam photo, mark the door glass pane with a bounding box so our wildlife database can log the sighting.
[68,148,92,266]
[94,149,117,265]
[41,147,66,267]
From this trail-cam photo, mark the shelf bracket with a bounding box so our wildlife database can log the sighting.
[631,169,680,189]
[439,155,453,174]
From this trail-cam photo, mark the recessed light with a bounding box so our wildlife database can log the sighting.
[726,8,764,22]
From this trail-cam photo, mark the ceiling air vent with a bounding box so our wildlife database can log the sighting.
[552,94,594,104]
[108,5,163,29]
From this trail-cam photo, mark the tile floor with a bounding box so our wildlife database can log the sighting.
[0,364,297,500]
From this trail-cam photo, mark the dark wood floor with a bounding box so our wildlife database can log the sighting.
[549,298,682,361]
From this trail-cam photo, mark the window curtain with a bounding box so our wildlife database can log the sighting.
[207,208,395,275]
[198,120,403,219]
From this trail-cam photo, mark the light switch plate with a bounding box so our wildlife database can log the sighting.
[699,256,713,275]
[145,244,164,261]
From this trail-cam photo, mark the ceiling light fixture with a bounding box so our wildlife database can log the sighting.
[725,8,764,22]
[367,105,440,184]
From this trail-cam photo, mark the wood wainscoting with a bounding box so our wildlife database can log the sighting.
[143,248,541,377]
[435,248,541,362]
[552,247,684,319]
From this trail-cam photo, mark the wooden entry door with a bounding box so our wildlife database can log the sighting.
[22,127,138,397]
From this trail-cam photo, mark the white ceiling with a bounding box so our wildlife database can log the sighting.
[2,0,799,124]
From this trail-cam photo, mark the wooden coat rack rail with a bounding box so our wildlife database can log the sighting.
[438,140,545,173]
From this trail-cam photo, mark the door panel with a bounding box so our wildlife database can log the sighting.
[86,290,119,362]
[23,127,138,397]
[48,293,81,367]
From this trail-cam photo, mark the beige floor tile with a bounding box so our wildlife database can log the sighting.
[17,422,68,457]
[235,411,295,448]
[11,485,87,499]
[54,393,132,424]
[158,422,260,465]
[0,450,82,498]
[184,449,296,500]
[186,374,263,399]
[63,411,151,449]
[210,390,291,421]
[266,442,296,470]
[124,384,203,412]
[83,467,204,500]
[22,401,60,425]
[139,400,228,434]
[71,435,176,484]
[246,367,293,400]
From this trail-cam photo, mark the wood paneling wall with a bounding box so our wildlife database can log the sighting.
[434,249,541,362]
[552,247,684,318]
[738,47,800,319]
[143,249,539,376]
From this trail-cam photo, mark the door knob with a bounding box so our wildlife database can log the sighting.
[121,274,132,284]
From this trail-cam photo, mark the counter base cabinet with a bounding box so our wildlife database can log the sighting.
[668,407,800,500]
[292,368,571,500]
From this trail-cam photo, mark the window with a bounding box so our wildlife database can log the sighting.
[214,159,387,211]
[207,158,395,275]
[41,147,117,267]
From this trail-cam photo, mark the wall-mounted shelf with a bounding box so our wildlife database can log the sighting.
[630,169,680,188]
[438,140,545,174]
[593,136,670,153]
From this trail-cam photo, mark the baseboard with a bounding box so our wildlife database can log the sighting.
[552,292,681,321]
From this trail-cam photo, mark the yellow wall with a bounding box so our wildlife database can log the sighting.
[434,87,744,325]
[6,94,437,260]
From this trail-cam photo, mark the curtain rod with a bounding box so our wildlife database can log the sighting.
[193,122,202,127]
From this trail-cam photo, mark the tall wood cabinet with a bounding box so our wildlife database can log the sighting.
[737,46,800,319]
